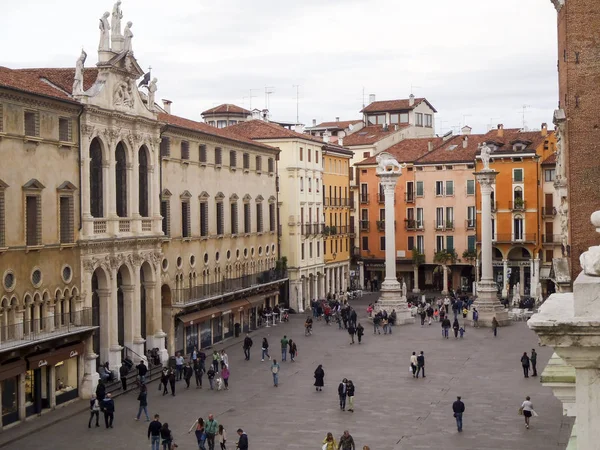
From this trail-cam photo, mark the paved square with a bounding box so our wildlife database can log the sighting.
[11,293,571,450]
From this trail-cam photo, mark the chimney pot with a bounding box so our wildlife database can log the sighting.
[497,124,504,138]
[323,131,330,143]
[161,99,172,114]
[369,94,376,104]
[312,119,316,127]
[463,136,468,148]
[427,141,433,151]
[336,117,339,122]
[541,123,548,136]
[409,94,415,106]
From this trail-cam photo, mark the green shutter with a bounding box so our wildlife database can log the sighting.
[468,235,476,252]
[416,181,424,196]
[446,236,454,252]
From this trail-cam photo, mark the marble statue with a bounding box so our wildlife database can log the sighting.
[147,78,158,110]
[112,1,123,36]
[114,81,133,107]
[376,152,403,175]
[72,50,87,95]
[555,126,566,181]
[535,282,543,306]
[99,12,111,51]
[402,280,407,298]
[559,202,569,255]
[123,21,133,52]
[512,282,521,307]
[480,143,491,170]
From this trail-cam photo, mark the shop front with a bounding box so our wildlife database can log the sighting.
[0,360,25,426]
[179,307,222,354]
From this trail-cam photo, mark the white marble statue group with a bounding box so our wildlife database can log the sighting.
[99,1,133,53]
[376,152,403,175]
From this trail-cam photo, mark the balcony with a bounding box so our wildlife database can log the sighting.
[172,269,288,307]
[359,220,370,231]
[302,224,312,237]
[542,234,562,244]
[314,223,326,235]
[405,219,416,231]
[324,198,351,207]
[349,224,356,235]
[376,220,385,231]
[542,207,556,218]
[509,200,526,211]
[359,194,370,204]
[0,308,97,351]
[466,219,476,230]
[485,233,537,243]
[349,194,356,210]
[405,191,415,203]
[434,220,445,231]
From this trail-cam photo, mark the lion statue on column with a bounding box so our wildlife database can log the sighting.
[376,152,403,175]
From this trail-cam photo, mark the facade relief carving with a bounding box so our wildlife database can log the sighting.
[114,81,134,108]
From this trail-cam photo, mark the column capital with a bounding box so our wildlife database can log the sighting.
[475,170,498,192]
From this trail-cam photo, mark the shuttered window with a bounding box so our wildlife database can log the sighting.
[200,201,208,237]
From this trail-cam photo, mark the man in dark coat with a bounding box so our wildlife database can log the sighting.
[416,351,425,378]
[452,396,465,432]
[349,309,357,328]
[530,349,538,376]
[338,378,348,411]
[237,429,248,450]
[103,393,115,428]
[243,334,253,360]
[119,362,129,391]
[521,352,530,378]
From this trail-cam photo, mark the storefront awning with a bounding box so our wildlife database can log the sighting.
[247,295,267,306]
[0,360,26,381]
[179,307,222,326]
[27,342,84,369]
[216,299,250,314]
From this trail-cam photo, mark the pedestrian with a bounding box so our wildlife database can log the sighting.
[135,383,150,421]
[102,393,115,429]
[261,337,271,361]
[452,318,460,338]
[96,379,106,405]
[183,362,193,388]
[348,323,356,344]
[520,396,537,429]
[434,308,439,322]
[530,349,538,376]
[194,360,204,388]
[148,414,162,450]
[236,429,248,450]
[160,423,173,450]
[280,335,289,361]
[388,310,396,332]
[205,414,219,450]
[271,359,280,387]
[410,352,418,377]
[381,316,389,334]
[207,366,216,390]
[175,352,185,380]
[521,351,530,378]
[212,350,221,373]
[314,364,325,392]
[426,305,434,325]
[192,346,199,364]
[220,350,229,369]
[137,360,148,384]
[373,312,381,335]
[217,424,227,450]
[338,430,356,450]
[441,317,451,339]
[289,339,297,362]
[119,361,129,391]
[346,380,355,412]
[452,396,465,432]
[168,367,176,396]
[440,306,446,322]
[350,308,357,328]
[221,365,230,390]
[492,316,499,337]
[459,326,466,338]
[417,304,425,326]
[472,307,479,327]
[161,368,169,395]
[323,432,338,450]
[338,378,347,411]
[356,322,364,344]
[416,351,425,378]
[190,417,207,450]
[88,393,100,428]
[243,334,253,360]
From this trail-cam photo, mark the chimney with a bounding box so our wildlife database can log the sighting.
[409,94,415,106]
[461,125,472,135]
[338,137,344,147]
[541,123,548,136]
[294,124,305,134]
[161,99,172,114]
[323,131,331,143]
[252,109,261,120]
[369,94,376,104]
[312,119,316,127]
[427,141,433,151]
[497,124,504,138]
[463,135,468,149]
[336,117,340,122]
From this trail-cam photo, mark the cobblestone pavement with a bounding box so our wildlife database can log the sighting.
[11,293,572,450]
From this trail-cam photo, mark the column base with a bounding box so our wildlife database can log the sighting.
[375,288,414,324]
[474,281,510,327]
[108,345,123,374]
[81,372,99,400]
[146,333,168,364]
[412,288,420,294]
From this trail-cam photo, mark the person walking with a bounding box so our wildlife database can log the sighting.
[135,384,150,421]
[472,307,479,327]
[289,339,297,362]
[220,350,229,369]
[188,417,206,450]
[280,335,289,361]
[492,316,499,337]
[148,414,162,450]
[161,368,169,396]
[221,365,230,390]
[207,366,216,390]
[137,360,148,384]
[314,364,325,391]
[160,423,173,450]
[236,429,248,450]
[119,361,129,391]
[520,396,537,429]
[217,424,227,450]
[452,396,465,432]
[416,351,425,378]
[205,414,219,450]
[212,350,221,373]
[426,305,434,325]
[323,432,338,450]
[175,352,185,380]
[96,379,106,405]
[346,380,355,412]
[168,367,176,396]
[452,318,460,339]
[194,360,204,389]
[530,349,538,376]
[350,308,357,328]
[271,359,280,387]
[243,334,253,360]
[88,393,100,428]
[441,317,451,339]
[102,393,115,429]
[261,337,271,362]
[348,323,356,344]
[338,378,347,411]
[184,362,194,389]
[410,352,418,377]
[417,304,425,327]
[521,352,530,378]
[338,430,356,450]
[356,323,364,344]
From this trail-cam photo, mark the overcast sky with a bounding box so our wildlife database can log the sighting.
[1,0,558,134]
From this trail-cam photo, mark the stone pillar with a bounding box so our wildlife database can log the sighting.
[474,168,508,326]
[48,365,56,409]
[441,265,449,295]
[121,284,135,353]
[531,256,540,298]
[103,160,113,228]
[502,259,508,298]
[358,261,364,290]
[297,280,304,313]
[319,273,325,299]
[108,273,122,370]
[81,336,99,399]
[314,275,319,300]
[412,265,420,293]
[375,153,413,324]
[81,143,94,236]
[18,372,25,421]
[519,265,525,295]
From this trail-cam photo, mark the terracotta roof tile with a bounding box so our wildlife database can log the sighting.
[416,134,488,164]
[14,67,98,95]
[225,120,327,144]
[343,124,408,146]
[201,103,251,116]
[361,97,437,113]
[356,137,444,166]
[542,153,557,165]
[482,128,553,154]
[312,119,362,129]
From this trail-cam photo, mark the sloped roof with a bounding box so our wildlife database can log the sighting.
[542,153,557,165]
[481,128,552,154]
[311,119,362,130]
[201,103,251,116]
[416,134,488,164]
[361,97,437,113]
[225,119,326,145]
[343,124,409,146]
[356,137,444,166]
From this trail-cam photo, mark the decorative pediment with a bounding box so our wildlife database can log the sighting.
[268,195,276,203]
[0,179,8,189]
[105,51,145,78]
[243,194,252,202]
[57,181,77,191]
[229,193,239,201]
[215,192,225,200]
[180,190,192,199]
[161,189,172,198]
[22,179,45,190]
[255,195,264,203]
[199,191,210,200]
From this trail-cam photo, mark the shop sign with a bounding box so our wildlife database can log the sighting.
[37,360,48,368]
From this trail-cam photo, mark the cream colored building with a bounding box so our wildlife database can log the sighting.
[227,120,328,312]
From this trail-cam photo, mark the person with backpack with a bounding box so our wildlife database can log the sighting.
[289,339,297,362]
[271,359,280,387]
[135,384,150,421]
[243,334,253,360]
[88,393,100,428]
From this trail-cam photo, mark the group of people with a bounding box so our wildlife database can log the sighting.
[520,349,538,378]
[322,430,370,450]
[409,351,426,378]
[371,309,396,335]
[453,395,538,432]
[186,414,248,450]
[337,379,356,412]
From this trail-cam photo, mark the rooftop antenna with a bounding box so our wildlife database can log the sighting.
[461,114,472,128]
[487,117,499,131]
[293,84,300,124]
[410,84,422,95]
[521,105,531,130]
[265,86,275,111]
[242,88,259,110]
[437,119,447,136]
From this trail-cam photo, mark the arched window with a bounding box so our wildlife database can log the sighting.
[90,138,104,217]
[138,146,149,217]
[513,186,523,201]
[115,142,128,217]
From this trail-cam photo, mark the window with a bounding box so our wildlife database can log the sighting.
[436,207,444,228]
[513,168,524,182]
[299,147,303,161]
[436,235,445,252]
[467,206,476,228]
[199,144,207,163]
[301,243,305,260]
[400,113,409,123]
[161,198,170,236]
[268,158,274,173]
[59,196,74,244]
[308,178,312,192]
[546,249,554,263]
[317,241,320,257]
[181,201,191,238]
[230,202,238,234]
[244,203,251,233]
[181,141,190,160]
[115,143,127,217]
[514,215,524,240]
[309,242,313,258]
[300,177,304,192]
[59,117,71,141]
[89,138,104,218]
[467,235,476,252]
[415,113,423,127]
[390,113,399,124]
[315,151,319,164]
[138,147,149,217]
[24,111,39,137]
[416,181,424,197]
[445,180,454,196]
[256,155,262,172]
[424,114,433,127]
[216,201,224,235]
[269,202,276,232]
[435,181,444,196]
[545,169,556,182]
[256,203,263,232]
[25,195,41,246]
[217,120,227,128]
[160,137,170,157]
[466,179,475,195]
[407,236,414,251]
[308,149,311,162]
[362,236,369,251]
[230,150,237,168]
[215,147,223,166]
[243,153,250,170]
[200,201,208,237]
[446,236,454,252]
[416,208,424,229]
[445,207,454,228]
[417,235,424,253]
[380,236,386,251]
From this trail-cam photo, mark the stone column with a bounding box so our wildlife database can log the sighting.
[319,273,325,299]
[108,273,122,370]
[358,261,364,290]
[297,280,304,313]
[441,265,449,295]
[314,275,319,300]
[519,265,525,295]
[501,259,508,298]
[81,140,94,236]
[412,265,420,293]
[18,372,26,421]
[474,169,508,326]
[532,255,540,298]
[375,153,413,324]
[81,336,99,399]
[48,365,56,409]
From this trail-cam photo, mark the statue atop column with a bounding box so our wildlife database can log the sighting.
[72,50,87,96]
[376,152,403,174]
[123,21,134,53]
[480,143,491,170]
[98,12,111,51]
[112,1,123,36]
[147,78,158,111]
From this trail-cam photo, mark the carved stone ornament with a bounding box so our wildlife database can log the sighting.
[102,128,122,146]
[82,259,96,273]
[479,143,492,170]
[376,152,403,175]
[550,0,565,12]
[579,211,600,276]
[114,81,134,108]
[82,124,96,139]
